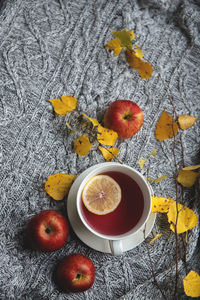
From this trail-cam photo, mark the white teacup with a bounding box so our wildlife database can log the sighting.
[76,162,152,255]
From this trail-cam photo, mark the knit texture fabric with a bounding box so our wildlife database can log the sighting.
[0,0,199,299]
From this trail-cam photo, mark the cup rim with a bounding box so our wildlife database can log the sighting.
[76,162,152,240]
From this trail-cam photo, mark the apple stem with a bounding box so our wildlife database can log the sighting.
[45,227,51,234]
[76,273,81,279]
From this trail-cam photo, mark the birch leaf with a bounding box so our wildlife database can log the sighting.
[98,146,119,161]
[138,158,146,170]
[167,202,198,234]
[111,29,133,50]
[183,271,200,298]
[182,164,200,171]
[134,45,144,58]
[155,110,179,141]
[149,233,162,244]
[49,95,77,115]
[81,113,100,127]
[97,125,118,146]
[126,49,153,78]
[45,173,76,200]
[151,196,173,213]
[138,61,153,79]
[177,170,199,187]
[146,175,167,183]
[178,114,199,130]
[104,38,122,56]
[74,135,92,156]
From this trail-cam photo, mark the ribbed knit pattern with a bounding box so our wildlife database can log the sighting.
[0,0,199,299]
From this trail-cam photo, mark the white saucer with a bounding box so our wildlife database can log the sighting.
[66,163,156,254]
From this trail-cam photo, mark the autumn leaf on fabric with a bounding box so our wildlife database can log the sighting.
[138,158,146,170]
[183,271,200,298]
[155,110,179,141]
[151,196,173,213]
[45,173,76,200]
[177,169,199,187]
[126,49,153,79]
[105,29,153,79]
[178,114,199,130]
[182,164,200,171]
[98,146,119,161]
[97,125,118,146]
[167,201,198,234]
[146,175,167,183]
[49,95,77,115]
[105,29,135,56]
[74,135,92,156]
[149,233,162,244]
[81,113,100,127]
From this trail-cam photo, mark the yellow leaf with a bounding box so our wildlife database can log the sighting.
[98,146,119,161]
[146,175,167,183]
[177,169,199,187]
[105,38,122,57]
[182,164,200,171]
[45,173,76,201]
[74,135,92,156]
[97,125,118,146]
[49,95,77,115]
[138,158,146,170]
[126,49,143,69]
[126,49,153,78]
[111,29,133,50]
[167,202,198,234]
[81,113,100,127]
[66,122,75,134]
[151,149,157,157]
[178,114,199,130]
[134,45,144,58]
[138,61,153,79]
[151,196,173,213]
[149,233,162,244]
[126,29,135,40]
[155,110,179,141]
[183,271,200,298]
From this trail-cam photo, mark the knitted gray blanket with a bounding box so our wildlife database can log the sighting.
[0,0,199,299]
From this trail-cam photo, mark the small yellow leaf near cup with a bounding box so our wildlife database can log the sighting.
[177,169,199,187]
[178,114,199,130]
[97,125,118,146]
[45,173,76,201]
[183,270,200,297]
[151,196,173,213]
[138,158,146,170]
[98,146,119,162]
[149,233,162,244]
[74,135,92,156]
[155,110,179,141]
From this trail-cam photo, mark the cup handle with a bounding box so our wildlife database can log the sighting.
[109,240,123,256]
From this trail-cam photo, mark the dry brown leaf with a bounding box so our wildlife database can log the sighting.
[155,110,179,141]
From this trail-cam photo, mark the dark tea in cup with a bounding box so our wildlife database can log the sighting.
[81,171,144,236]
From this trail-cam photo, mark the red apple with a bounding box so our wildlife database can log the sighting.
[26,210,69,252]
[56,253,95,292]
[104,100,144,139]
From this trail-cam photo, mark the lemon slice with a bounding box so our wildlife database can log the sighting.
[82,175,121,215]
